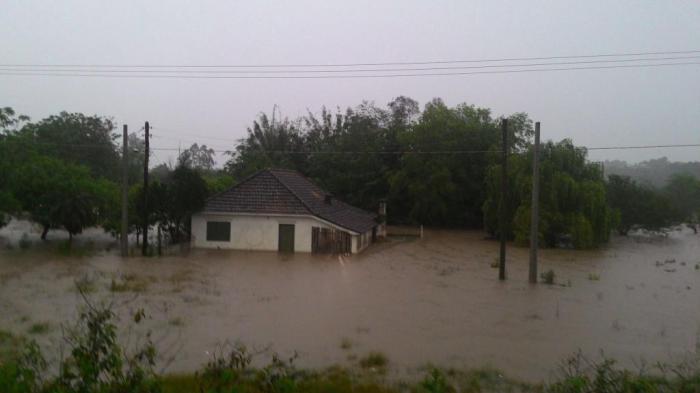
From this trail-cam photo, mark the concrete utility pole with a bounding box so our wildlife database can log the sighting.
[121,125,129,257]
[529,122,541,284]
[499,119,508,281]
[142,121,149,256]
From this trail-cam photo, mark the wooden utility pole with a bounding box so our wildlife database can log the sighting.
[529,122,541,284]
[499,119,508,281]
[121,125,129,257]
[142,121,149,256]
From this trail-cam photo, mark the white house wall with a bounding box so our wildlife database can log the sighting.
[351,228,374,253]
[191,213,337,252]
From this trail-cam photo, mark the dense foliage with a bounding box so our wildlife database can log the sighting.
[606,173,700,235]
[483,140,612,249]
[226,98,533,228]
[0,108,226,246]
[2,100,698,248]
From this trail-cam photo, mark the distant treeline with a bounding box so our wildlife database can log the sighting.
[2,98,699,250]
[605,158,700,188]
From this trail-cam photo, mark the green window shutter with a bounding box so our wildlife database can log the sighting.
[206,221,231,241]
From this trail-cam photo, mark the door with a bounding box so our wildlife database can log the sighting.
[278,224,295,252]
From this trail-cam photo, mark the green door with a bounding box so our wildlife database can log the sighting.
[278,224,295,252]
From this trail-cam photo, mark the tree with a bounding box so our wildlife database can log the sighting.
[664,173,700,233]
[12,156,115,243]
[179,143,216,171]
[0,107,30,132]
[606,174,676,235]
[0,107,31,227]
[225,109,305,179]
[167,164,209,242]
[389,101,520,226]
[19,112,120,180]
[484,139,613,249]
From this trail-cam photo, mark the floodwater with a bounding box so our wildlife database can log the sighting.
[0,220,699,382]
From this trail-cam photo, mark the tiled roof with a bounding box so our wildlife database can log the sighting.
[203,169,377,233]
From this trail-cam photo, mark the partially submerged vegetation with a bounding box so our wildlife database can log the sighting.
[1,298,698,393]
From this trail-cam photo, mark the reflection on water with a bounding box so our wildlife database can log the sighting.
[0,225,698,381]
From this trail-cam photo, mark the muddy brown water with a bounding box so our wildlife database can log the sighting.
[0,222,699,382]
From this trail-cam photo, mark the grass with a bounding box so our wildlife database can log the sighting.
[159,365,541,393]
[0,329,26,362]
[27,322,50,335]
[587,272,600,281]
[358,351,388,371]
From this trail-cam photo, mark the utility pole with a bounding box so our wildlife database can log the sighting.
[499,119,508,281]
[142,121,149,256]
[121,125,129,257]
[529,122,541,284]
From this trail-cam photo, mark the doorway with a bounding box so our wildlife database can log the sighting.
[278,224,295,252]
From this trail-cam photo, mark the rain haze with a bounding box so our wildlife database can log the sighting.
[2,2,700,392]
[2,0,699,164]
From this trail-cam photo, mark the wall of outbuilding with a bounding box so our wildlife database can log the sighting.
[191,213,339,253]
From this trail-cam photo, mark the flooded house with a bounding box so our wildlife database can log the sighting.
[191,168,383,254]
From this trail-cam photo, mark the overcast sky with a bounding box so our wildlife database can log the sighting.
[2,0,699,166]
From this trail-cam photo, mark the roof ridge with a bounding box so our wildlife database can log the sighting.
[267,169,316,215]
[204,168,269,203]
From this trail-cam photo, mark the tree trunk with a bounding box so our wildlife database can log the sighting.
[68,232,73,248]
[41,225,49,240]
[157,225,162,256]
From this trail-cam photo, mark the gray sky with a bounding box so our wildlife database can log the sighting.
[2,0,699,166]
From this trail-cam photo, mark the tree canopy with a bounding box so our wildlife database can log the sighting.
[483,140,612,249]
[2,100,696,249]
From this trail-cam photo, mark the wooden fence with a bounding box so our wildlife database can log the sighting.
[311,227,352,255]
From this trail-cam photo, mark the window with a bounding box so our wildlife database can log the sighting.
[206,221,231,242]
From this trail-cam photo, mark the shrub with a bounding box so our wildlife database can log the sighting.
[541,269,556,285]
[74,275,97,294]
[419,368,455,393]
[359,351,388,371]
[27,323,49,335]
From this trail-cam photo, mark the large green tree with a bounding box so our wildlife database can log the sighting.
[19,112,120,180]
[606,174,676,234]
[0,107,31,227]
[484,139,613,249]
[664,173,700,232]
[12,155,115,243]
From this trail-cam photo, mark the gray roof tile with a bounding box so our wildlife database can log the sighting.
[203,169,377,233]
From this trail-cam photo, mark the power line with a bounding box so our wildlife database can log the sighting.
[2,49,699,68]
[1,61,698,80]
[587,143,700,151]
[152,127,239,143]
[2,138,699,154]
[1,55,699,74]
